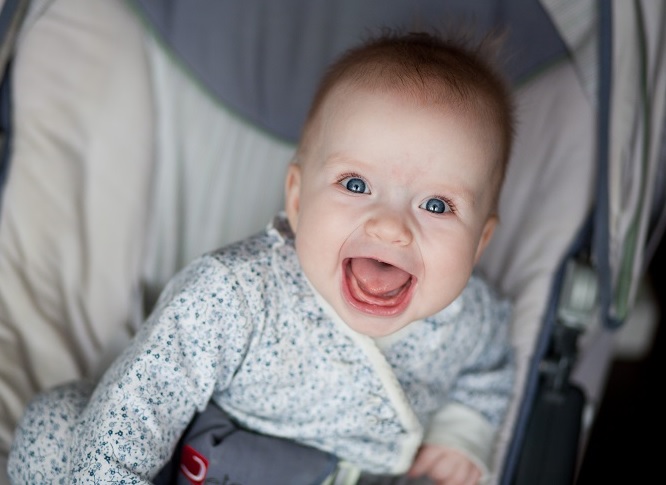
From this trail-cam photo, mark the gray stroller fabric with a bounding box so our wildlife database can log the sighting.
[153,401,338,485]
[131,0,567,143]
[153,400,434,485]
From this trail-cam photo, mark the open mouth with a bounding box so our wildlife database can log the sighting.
[342,257,415,316]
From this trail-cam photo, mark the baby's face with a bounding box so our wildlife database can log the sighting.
[285,87,499,337]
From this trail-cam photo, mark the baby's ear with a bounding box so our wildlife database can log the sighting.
[474,215,497,264]
[284,163,302,231]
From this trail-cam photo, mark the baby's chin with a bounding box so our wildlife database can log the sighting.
[339,311,414,337]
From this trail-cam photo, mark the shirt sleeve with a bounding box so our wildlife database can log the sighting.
[447,277,515,430]
[69,255,254,482]
[423,402,495,479]
[425,275,515,475]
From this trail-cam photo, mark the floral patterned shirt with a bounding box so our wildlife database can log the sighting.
[13,214,514,483]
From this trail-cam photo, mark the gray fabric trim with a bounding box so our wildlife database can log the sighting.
[594,0,615,328]
[130,0,567,143]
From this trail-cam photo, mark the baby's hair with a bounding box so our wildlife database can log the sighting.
[298,28,515,211]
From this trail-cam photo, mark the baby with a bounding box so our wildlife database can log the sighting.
[9,29,515,485]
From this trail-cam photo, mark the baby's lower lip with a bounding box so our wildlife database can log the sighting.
[341,259,414,317]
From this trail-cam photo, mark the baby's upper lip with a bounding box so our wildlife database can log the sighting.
[342,250,416,279]
[346,258,413,297]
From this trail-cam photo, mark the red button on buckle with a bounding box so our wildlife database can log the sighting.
[179,444,209,485]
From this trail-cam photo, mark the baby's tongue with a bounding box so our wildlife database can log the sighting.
[350,258,410,297]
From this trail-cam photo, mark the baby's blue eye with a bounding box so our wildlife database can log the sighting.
[420,198,450,214]
[341,177,368,194]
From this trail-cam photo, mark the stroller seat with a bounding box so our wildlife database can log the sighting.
[0,1,664,483]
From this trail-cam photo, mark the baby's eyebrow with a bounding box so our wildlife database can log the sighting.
[324,153,364,168]
[422,179,477,208]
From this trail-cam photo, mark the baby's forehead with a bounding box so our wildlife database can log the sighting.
[302,82,506,194]
[310,85,497,153]
[317,82,496,142]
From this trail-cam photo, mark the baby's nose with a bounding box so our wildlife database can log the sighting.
[365,211,413,246]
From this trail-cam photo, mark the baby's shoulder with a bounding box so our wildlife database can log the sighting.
[209,230,277,268]
[156,231,279,303]
[464,273,512,324]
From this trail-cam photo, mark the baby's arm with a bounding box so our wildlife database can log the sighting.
[68,256,251,482]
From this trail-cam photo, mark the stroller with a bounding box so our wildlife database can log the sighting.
[0,0,664,483]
